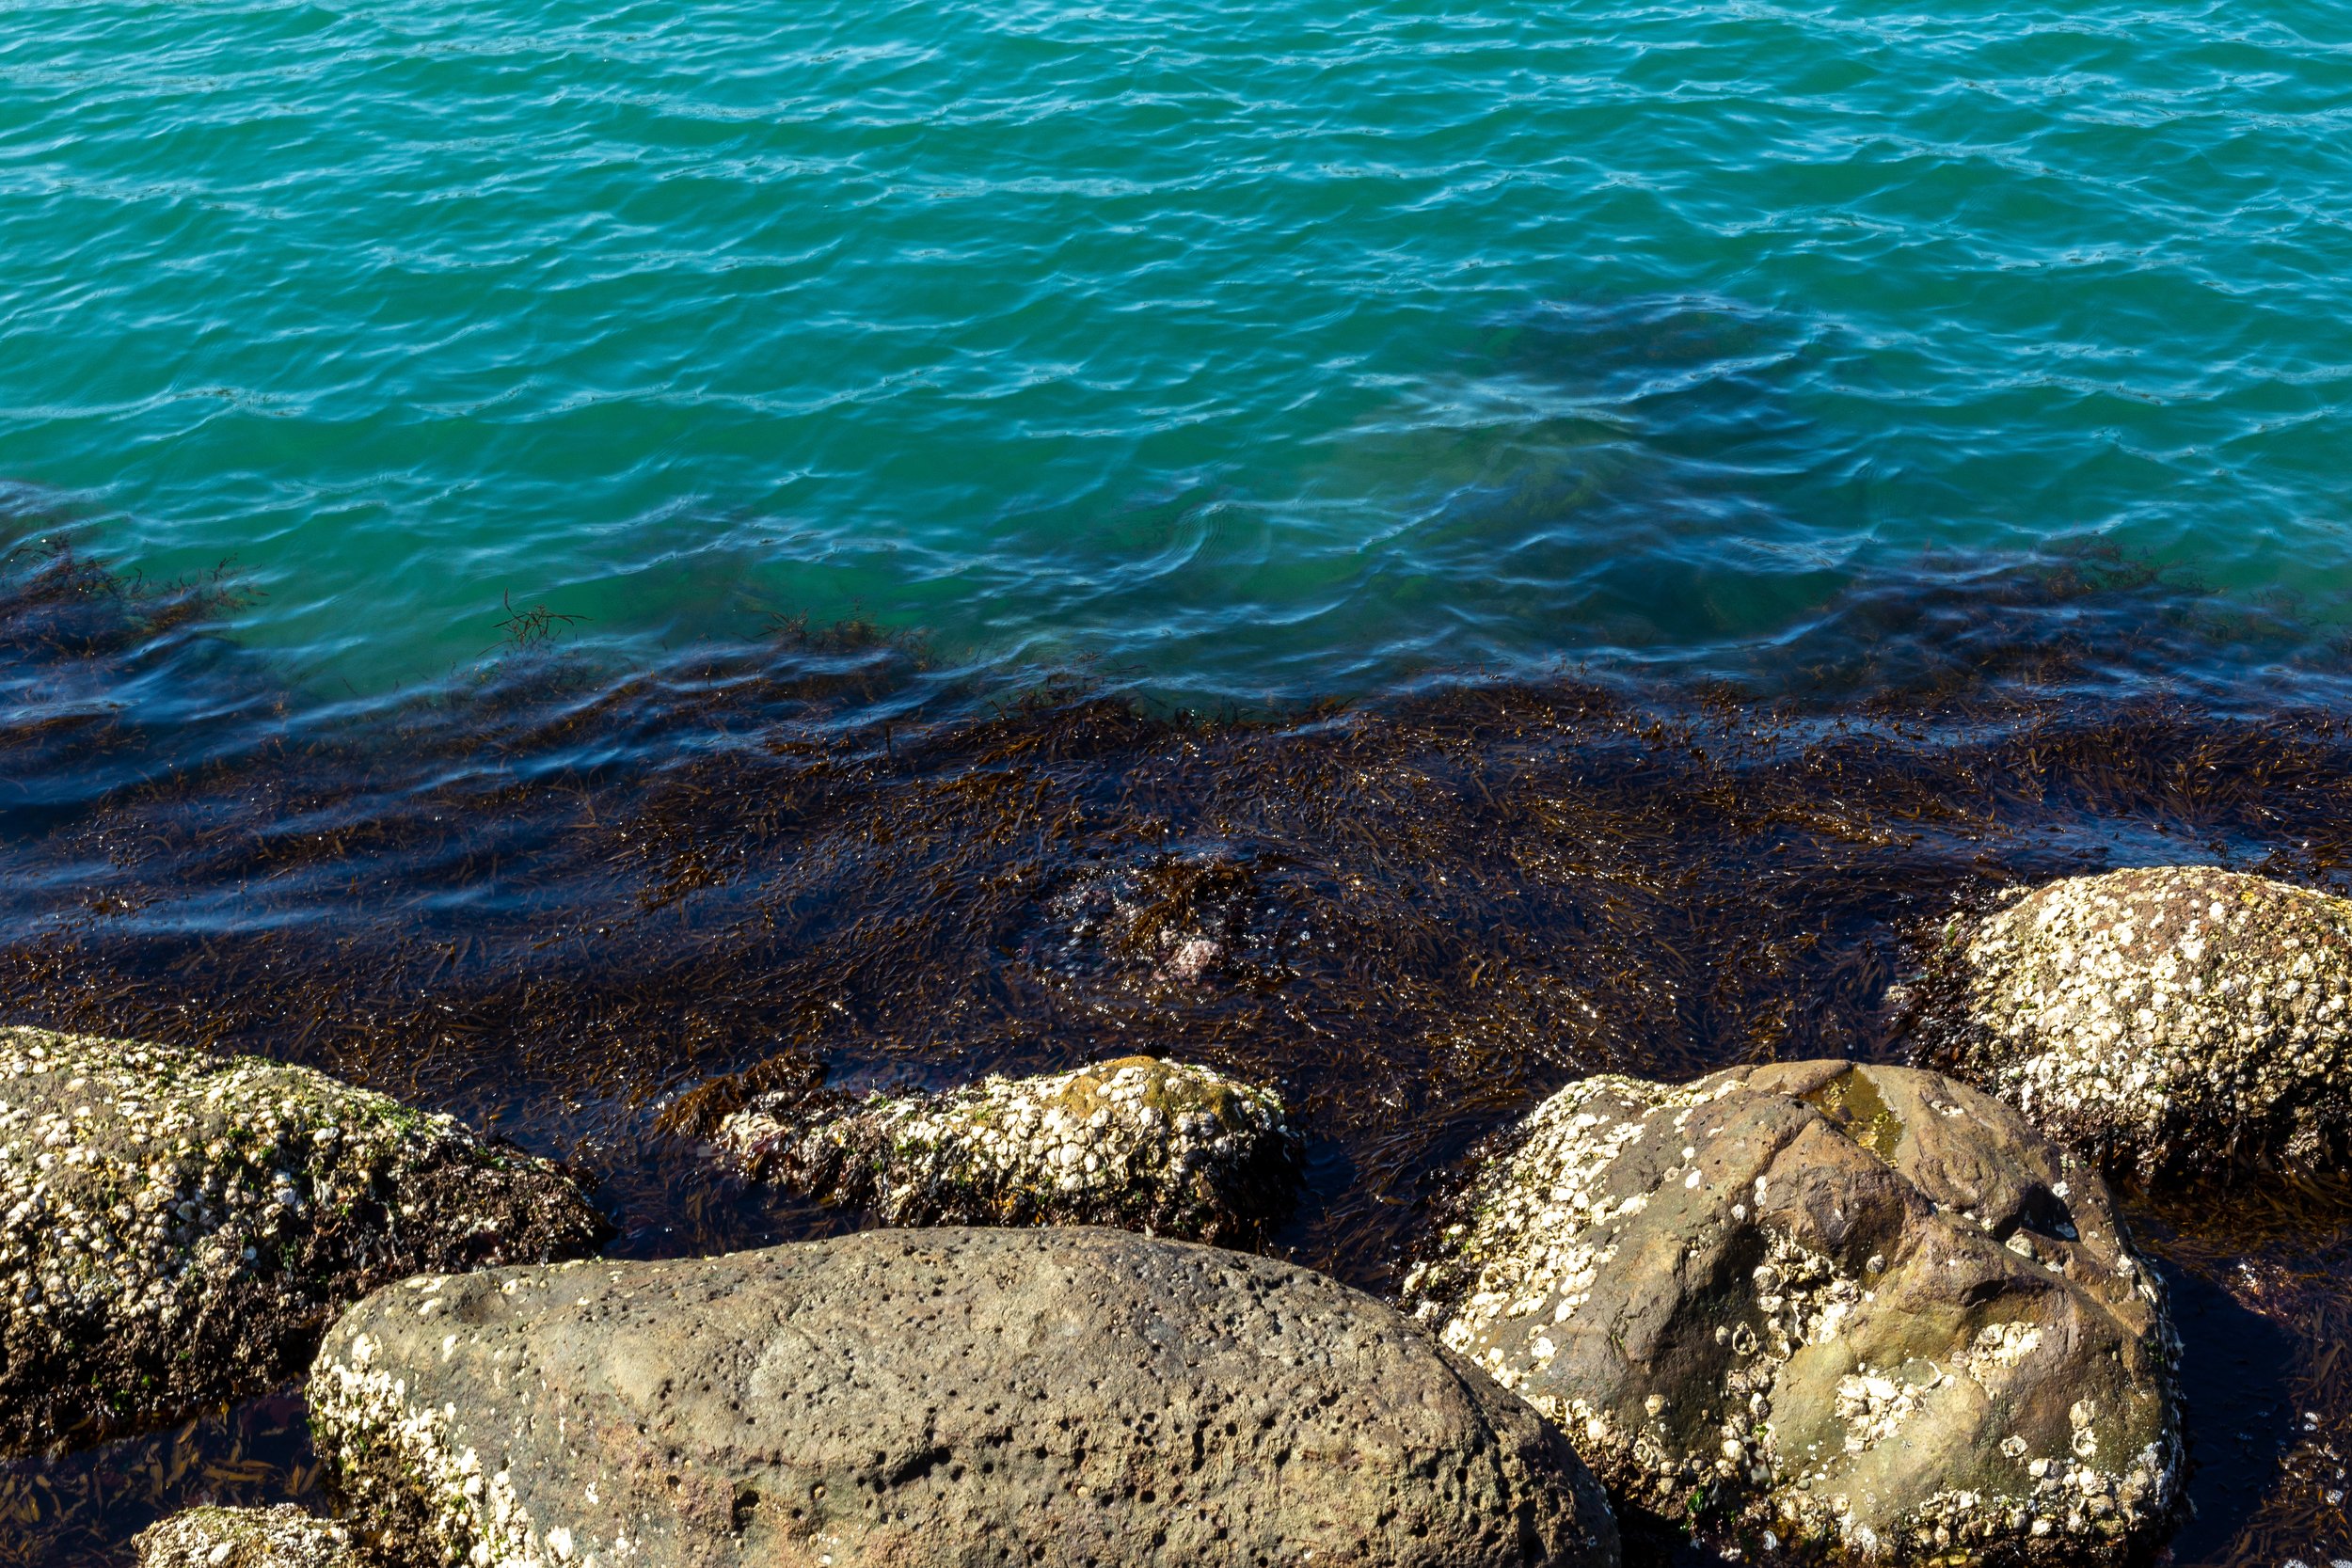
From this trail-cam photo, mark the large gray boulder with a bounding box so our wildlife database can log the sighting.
[1402,1061,2180,1565]
[1913,865,2352,1179]
[310,1226,1619,1568]
[718,1055,1300,1246]
[0,1026,607,1455]
[135,1506,357,1568]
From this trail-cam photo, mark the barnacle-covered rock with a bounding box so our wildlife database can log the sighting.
[1913,865,2352,1180]
[135,1505,357,1568]
[1402,1060,2180,1565]
[719,1054,1299,1246]
[309,1227,1619,1568]
[0,1026,608,1456]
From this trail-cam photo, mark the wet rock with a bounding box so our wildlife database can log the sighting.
[1913,865,2352,1180]
[309,1225,1620,1568]
[719,1054,1300,1246]
[135,1505,357,1568]
[1032,847,1295,988]
[0,1026,608,1457]
[1403,1060,2180,1565]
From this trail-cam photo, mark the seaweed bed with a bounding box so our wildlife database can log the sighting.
[4,533,2352,1564]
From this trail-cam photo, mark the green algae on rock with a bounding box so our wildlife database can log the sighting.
[135,1505,356,1568]
[718,1054,1300,1246]
[0,1026,608,1457]
[1913,866,2352,1181]
[1402,1061,2180,1565]
[310,1227,1619,1568]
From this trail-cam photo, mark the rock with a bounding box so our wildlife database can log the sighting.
[1402,1060,2180,1565]
[719,1054,1300,1245]
[135,1505,357,1568]
[0,1026,608,1456]
[310,1226,1619,1568]
[1911,865,2352,1180]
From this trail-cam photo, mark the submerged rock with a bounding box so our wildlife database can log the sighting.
[310,1226,1619,1568]
[719,1054,1299,1245]
[1403,1060,2180,1565]
[135,1506,356,1568]
[0,1026,607,1456]
[1913,865,2352,1180]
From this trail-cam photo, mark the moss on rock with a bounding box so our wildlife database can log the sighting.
[1403,1061,2181,1566]
[0,1026,608,1456]
[1915,865,2352,1180]
[718,1054,1299,1246]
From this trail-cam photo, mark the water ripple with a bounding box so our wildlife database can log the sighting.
[0,0,2346,697]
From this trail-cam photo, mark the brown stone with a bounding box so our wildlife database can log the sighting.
[1404,1060,2180,1565]
[310,1226,1617,1568]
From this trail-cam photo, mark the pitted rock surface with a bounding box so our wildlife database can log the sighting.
[719,1055,1299,1245]
[0,1026,608,1456]
[310,1226,1618,1568]
[135,1505,357,1568]
[1914,865,2352,1179]
[1402,1061,2179,1565]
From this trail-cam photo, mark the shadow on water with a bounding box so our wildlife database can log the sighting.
[1278,293,2315,692]
[4,517,2352,1560]
[1286,295,1855,667]
[2127,1175,2352,1566]
[2154,1260,2302,1560]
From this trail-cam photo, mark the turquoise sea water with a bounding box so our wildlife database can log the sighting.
[4,0,2350,699]
[11,8,2352,1557]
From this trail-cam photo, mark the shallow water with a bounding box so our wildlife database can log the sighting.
[8,0,2352,1559]
[0,556,2345,1561]
[4,0,2351,695]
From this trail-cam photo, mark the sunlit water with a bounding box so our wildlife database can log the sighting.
[8,2,2352,1561]
[3,0,2349,698]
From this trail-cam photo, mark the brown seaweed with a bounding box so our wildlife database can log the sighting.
[2,533,2352,1562]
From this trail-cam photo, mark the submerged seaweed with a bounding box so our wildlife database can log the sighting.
[3,535,2352,1562]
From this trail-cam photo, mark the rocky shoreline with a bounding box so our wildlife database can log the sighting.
[11,864,2352,1565]
[0,1029,607,1459]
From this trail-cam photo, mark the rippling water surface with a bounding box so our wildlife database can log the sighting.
[3,0,2350,692]
[8,0,2352,1562]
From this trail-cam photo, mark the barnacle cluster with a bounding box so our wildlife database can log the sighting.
[720,1054,1299,1245]
[134,1503,356,1568]
[1405,1064,2182,1564]
[309,1274,569,1568]
[1925,866,2352,1179]
[0,1025,605,1454]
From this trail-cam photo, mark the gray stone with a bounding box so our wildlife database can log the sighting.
[310,1226,1619,1568]
[1913,865,2352,1179]
[135,1505,357,1568]
[719,1055,1300,1245]
[1402,1060,2180,1565]
[0,1026,608,1456]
